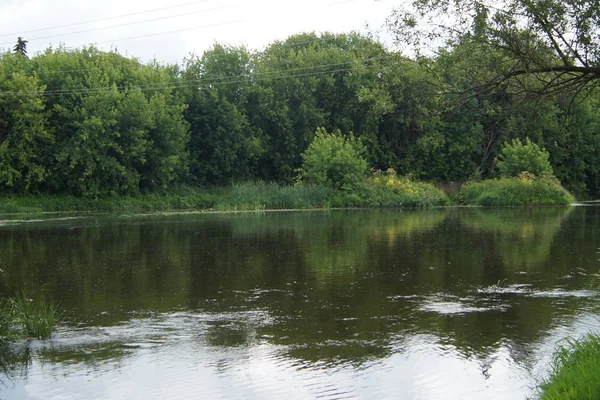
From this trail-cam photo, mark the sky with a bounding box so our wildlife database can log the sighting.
[0,0,397,64]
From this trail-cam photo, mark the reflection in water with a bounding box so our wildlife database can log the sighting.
[461,208,572,270]
[0,207,599,399]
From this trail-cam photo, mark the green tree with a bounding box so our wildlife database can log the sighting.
[181,45,265,184]
[496,138,553,177]
[388,0,600,96]
[0,59,51,192]
[32,46,189,196]
[299,127,368,191]
[13,37,28,58]
[253,32,390,182]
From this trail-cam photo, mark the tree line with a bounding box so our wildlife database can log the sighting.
[1,31,600,198]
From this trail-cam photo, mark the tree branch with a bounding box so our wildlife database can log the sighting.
[508,65,600,77]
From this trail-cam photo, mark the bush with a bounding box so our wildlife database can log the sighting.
[299,127,368,191]
[358,169,450,207]
[459,173,575,206]
[538,334,600,400]
[497,138,553,177]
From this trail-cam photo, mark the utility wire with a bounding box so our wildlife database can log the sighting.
[30,56,388,95]
[0,4,237,46]
[45,55,390,94]
[1,36,374,79]
[2,0,366,49]
[0,55,392,97]
[0,0,218,38]
[90,20,243,46]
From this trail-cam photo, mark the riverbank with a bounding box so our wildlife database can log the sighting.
[0,176,578,215]
[0,180,450,214]
[538,334,600,399]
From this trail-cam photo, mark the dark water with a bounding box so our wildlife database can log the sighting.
[0,207,599,399]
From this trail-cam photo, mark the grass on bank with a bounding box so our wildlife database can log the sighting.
[0,293,58,343]
[538,334,600,400]
[0,186,223,214]
[459,173,574,206]
[356,169,450,207]
[0,177,450,214]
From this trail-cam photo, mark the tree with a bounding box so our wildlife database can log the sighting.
[496,138,553,177]
[0,70,51,192]
[13,37,28,58]
[32,46,190,196]
[181,45,265,184]
[299,127,368,191]
[253,32,398,182]
[387,0,600,97]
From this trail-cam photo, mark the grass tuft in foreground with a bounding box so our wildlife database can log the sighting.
[0,293,58,343]
[538,334,600,400]
[459,173,574,206]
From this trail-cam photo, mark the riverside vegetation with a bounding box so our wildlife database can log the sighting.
[0,293,58,343]
[458,139,575,206]
[0,31,593,210]
[0,129,572,213]
[538,334,600,400]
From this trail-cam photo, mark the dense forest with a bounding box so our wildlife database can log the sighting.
[1,31,599,199]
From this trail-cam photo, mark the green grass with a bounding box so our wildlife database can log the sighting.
[0,187,221,214]
[216,182,333,211]
[459,176,574,206]
[538,334,600,400]
[0,180,450,214]
[0,293,59,343]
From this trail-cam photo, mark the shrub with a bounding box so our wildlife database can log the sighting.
[497,138,553,177]
[358,169,450,207]
[459,174,574,206]
[299,127,368,191]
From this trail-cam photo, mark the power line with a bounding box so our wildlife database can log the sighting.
[0,0,218,38]
[0,4,237,46]
[30,20,244,52]
[90,20,244,47]
[30,56,388,95]
[0,35,380,80]
[0,55,393,97]
[2,0,368,50]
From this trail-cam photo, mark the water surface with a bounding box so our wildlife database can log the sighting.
[0,207,599,399]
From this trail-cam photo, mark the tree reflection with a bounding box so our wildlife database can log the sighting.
[0,207,595,376]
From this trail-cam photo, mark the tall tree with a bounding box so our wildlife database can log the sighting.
[13,37,28,58]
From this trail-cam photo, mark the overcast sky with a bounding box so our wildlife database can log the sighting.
[0,0,396,64]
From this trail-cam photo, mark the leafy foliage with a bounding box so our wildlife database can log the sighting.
[359,169,450,207]
[299,127,368,191]
[0,65,51,192]
[0,32,599,199]
[497,138,554,177]
[388,0,600,95]
[459,174,574,206]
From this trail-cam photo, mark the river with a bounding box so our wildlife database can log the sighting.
[0,207,598,399]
